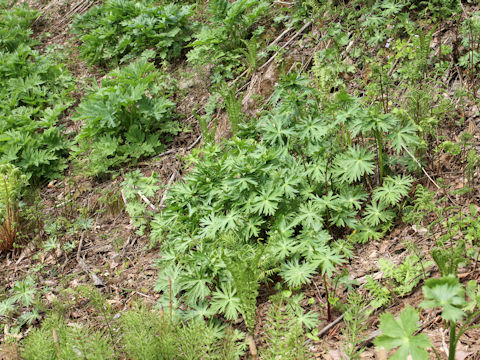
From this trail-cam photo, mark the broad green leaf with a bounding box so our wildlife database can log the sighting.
[374,305,431,360]
[421,276,466,322]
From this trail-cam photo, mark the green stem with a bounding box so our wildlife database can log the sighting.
[323,273,332,322]
[455,310,480,341]
[448,321,456,360]
[375,129,384,184]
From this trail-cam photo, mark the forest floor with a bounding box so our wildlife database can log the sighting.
[1,1,480,359]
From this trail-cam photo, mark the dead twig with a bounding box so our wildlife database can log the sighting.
[401,145,458,205]
[159,172,177,209]
[137,190,158,212]
[187,134,203,151]
[257,21,313,73]
[317,313,345,337]
[247,334,257,360]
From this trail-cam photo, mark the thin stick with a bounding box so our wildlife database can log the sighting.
[402,145,441,190]
[187,134,202,151]
[137,191,158,212]
[317,313,345,337]
[231,26,295,88]
[159,173,177,209]
[401,145,458,206]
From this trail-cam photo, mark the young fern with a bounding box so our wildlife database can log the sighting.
[0,164,25,251]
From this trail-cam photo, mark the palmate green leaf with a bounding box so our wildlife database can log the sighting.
[339,185,368,210]
[364,200,395,227]
[182,272,212,306]
[155,263,185,298]
[360,111,397,134]
[388,122,420,153]
[312,245,345,278]
[296,115,328,144]
[198,213,224,239]
[373,175,413,207]
[296,230,331,259]
[74,96,118,137]
[210,283,241,321]
[333,146,375,183]
[294,200,323,231]
[374,305,431,360]
[258,115,296,147]
[421,276,466,323]
[0,297,15,316]
[315,192,340,213]
[276,170,301,199]
[250,185,282,216]
[279,258,317,288]
[268,235,298,261]
[380,0,403,16]
[292,308,320,330]
[349,222,384,243]
[184,302,216,321]
[329,206,358,228]
[11,276,36,307]
[241,216,264,239]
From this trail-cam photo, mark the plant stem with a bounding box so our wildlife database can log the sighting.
[323,273,332,322]
[375,129,384,184]
[448,321,456,360]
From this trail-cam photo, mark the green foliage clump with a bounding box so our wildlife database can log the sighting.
[0,276,40,334]
[21,314,114,360]
[152,75,417,324]
[0,164,24,209]
[364,276,391,309]
[121,307,246,360]
[0,1,39,51]
[259,291,317,360]
[72,0,194,66]
[0,4,75,183]
[188,0,268,81]
[379,255,432,296]
[73,57,179,175]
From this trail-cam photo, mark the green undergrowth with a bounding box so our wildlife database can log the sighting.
[3,0,480,358]
[72,0,194,67]
[151,72,419,327]
[187,0,270,82]
[72,56,180,176]
[20,300,247,360]
[22,314,114,360]
[0,2,74,183]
